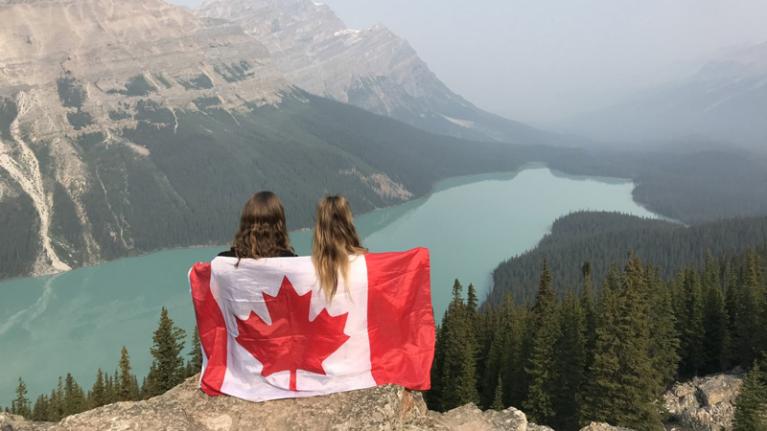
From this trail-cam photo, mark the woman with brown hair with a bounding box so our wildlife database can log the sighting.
[312,195,368,301]
[219,191,296,260]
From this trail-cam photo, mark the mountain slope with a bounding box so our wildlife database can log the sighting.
[197,0,547,144]
[563,42,767,152]
[0,0,541,280]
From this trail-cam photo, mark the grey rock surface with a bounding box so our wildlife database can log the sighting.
[0,377,548,431]
[662,373,743,431]
[578,423,634,431]
[197,0,544,144]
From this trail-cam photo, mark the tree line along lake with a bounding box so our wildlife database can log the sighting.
[0,166,661,405]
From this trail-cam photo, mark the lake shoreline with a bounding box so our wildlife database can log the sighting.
[0,166,663,407]
[1,162,552,284]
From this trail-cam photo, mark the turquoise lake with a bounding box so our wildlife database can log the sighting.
[0,166,660,404]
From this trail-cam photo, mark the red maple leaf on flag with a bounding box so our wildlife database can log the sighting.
[234,276,350,391]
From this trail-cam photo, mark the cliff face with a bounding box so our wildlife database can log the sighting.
[197,0,546,144]
[0,0,535,280]
[0,0,285,277]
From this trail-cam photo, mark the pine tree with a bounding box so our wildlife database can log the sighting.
[89,369,108,408]
[11,377,30,418]
[117,347,139,401]
[553,289,587,431]
[735,252,764,367]
[583,260,663,430]
[62,373,87,416]
[523,260,561,426]
[646,267,680,391]
[678,269,705,378]
[581,262,597,369]
[104,372,115,404]
[612,257,663,429]
[502,300,529,409]
[491,375,505,411]
[48,377,65,421]
[143,307,187,398]
[582,269,622,424]
[187,327,203,377]
[734,360,767,431]
[31,394,49,421]
[435,280,479,410]
[702,255,729,374]
[427,323,446,411]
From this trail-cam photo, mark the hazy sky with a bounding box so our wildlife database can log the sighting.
[174,0,767,126]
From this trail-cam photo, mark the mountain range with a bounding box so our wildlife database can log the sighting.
[0,0,556,279]
[196,0,547,144]
[563,42,767,152]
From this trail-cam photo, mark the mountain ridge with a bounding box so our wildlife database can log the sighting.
[196,0,548,145]
[0,0,557,280]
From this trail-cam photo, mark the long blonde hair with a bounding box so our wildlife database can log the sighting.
[232,191,294,263]
[312,195,367,300]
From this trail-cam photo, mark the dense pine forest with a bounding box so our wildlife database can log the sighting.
[432,247,767,430]
[491,212,767,304]
[4,308,199,422]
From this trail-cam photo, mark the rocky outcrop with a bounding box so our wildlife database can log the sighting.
[0,377,564,431]
[663,373,743,431]
[578,423,633,431]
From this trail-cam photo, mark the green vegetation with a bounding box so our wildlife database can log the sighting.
[142,307,187,397]
[5,80,767,281]
[429,247,767,430]
[193,96,221,110]
[734,359,767,430]
[56,75,86,109]
[213,61,252,83]
[546,149,767,225]
[176,73,214,90]
[5,309,201,421]
[66,110,94,130]
[124,75,157,97]
[491,212,767,304]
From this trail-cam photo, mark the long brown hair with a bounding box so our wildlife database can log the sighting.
[232,191,293,262]
[312,195,367,300]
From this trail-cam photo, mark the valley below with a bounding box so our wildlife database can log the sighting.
[0,166,660,407]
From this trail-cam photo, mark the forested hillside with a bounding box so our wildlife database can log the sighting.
[490,212,767,304]
[431,247,767,430]
[546,149,767,225]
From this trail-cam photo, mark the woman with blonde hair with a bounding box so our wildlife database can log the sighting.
[219,191,296,262]
[312,195,367,300]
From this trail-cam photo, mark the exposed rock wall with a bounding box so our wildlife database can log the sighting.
[663,373,743,431]
[197,0,544,144]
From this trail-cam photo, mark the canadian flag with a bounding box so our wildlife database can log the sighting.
[188,248,435,401]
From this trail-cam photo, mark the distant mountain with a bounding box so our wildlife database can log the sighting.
[197,0,547,144]
[0,0,546,280]
[563,42,767,152]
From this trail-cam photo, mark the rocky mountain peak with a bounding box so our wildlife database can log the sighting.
[196,0,545,144]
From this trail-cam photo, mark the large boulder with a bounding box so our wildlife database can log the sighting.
[662,373,743,431]
[431,404,529,430]
[0,377,546,431]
